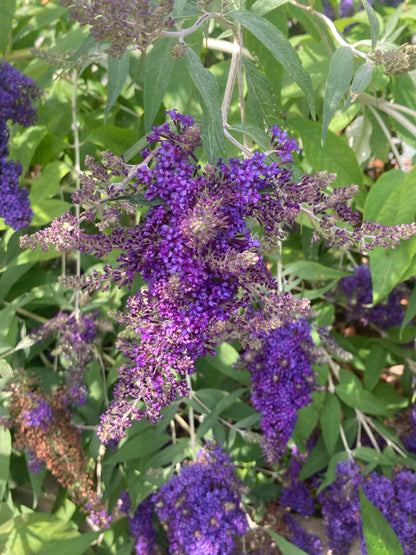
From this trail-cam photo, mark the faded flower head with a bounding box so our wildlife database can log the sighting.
[373,45,416,76]
[60,0,174,58]
[2,377,110,527]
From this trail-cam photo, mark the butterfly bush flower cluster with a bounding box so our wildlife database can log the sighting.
[317,460,416,554]
[60,0,174,59]
[0,377,109,526]
[339,264,407,330]
[21,111,416,443]
[30,311,112,406]
[0,61,40,230]
[277,446,323,554]
[154,445,248,555]
[241,320,318,463]
[118,492,156,555]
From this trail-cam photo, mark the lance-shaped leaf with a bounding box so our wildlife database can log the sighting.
[251,0,290,17]
[0,0,16,54]
[105,51,129,121]
[266,529,308,554]
[344,62,374,110]
[361,0,380,49]
[144,38,175,131]
[185,48,224,162]
[322,46,354,144]
[243,59,281,129]
[101,193,164,206]
[360,489,404,555]
[229,11,315,119]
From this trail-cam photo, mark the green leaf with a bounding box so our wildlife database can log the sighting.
[185,48,224,162]
[353,446,396,466]
[198,342,250,385]
[288,117,363,187]
[102,193,164,207]
[123,136,148,162]
[0,0,15,54]
[265,529,308,554]
[28,463,47,509]
[364,344,387,391]
[144,39,175,131]
[0,513,79,554]
[322,47,354,145]
[229,11,315,118]
[251,0,290,16]
[105,52,130,121]
[299,435,329,479]
[229,123,271,151]
[345,114,372,166]
[400,285,416,338]
[30,162,69,201]
[9,126,48,176]
[291,392,324,452]
[351,63,374,95]
[31,199,71,226]
[144,438,191,469]
[196,388,248,439]
[243,59,281,129]
[321,394,341,455]
[0,359,13,379]
[317,451,350,493]
[67,33,97,61]
[42,531,100,555]
[285,261,350,281]
[360,489,404,555]
[372,381,408,412]
[335,369,388,416]
[104,430,170,464]
[89,125,138,154]
[0,429,11,499]
[365,166,416,302]
[361,0,380,49]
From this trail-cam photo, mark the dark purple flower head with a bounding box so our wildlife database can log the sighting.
[318,460,416,555]
[339,0,354,18]
[0,161,33,230]
[0,61,40,126]
[270,125,299,163]
[0,62,39,231]
[242,319,317,463]
[154,445,248,555]
[119,492,156,555]
[339,265,407,330]
[280,446,315,516]
[285,514,322,555]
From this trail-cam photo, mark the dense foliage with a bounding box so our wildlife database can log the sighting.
[1,0,416,553]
